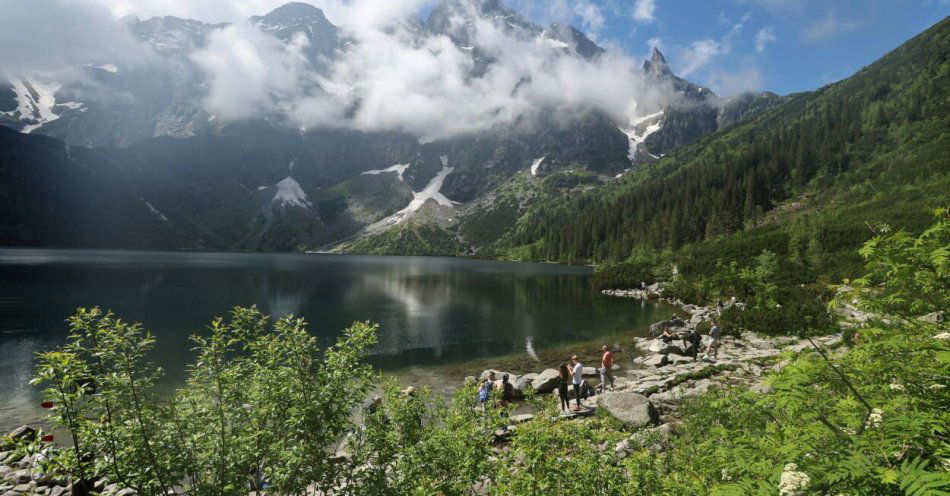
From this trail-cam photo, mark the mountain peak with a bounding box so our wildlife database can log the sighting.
[261,2,328,23]
[644,47,672,77]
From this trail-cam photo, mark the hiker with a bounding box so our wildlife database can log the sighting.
[599,345,615,393]
[682,328,703,361]
[570,355,584,410]
[501,374,515,405]
[557,362,571,412]
[477,378,493,410]
[705,320,721,361]
[365,395,382,416]
[660,325,676,345]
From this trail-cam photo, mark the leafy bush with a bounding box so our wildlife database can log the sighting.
[33,307,378,496]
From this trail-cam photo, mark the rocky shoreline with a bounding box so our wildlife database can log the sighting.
[1,426,140,496]
[470,287,843,456]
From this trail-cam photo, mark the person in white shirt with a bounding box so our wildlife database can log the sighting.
[570,354,584,410]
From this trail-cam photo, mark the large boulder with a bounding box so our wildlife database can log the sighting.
[582,366,599,377]
[641,355,669,368]
[531,368,561,394]
[513,373,537,393]
[598,392,660,428]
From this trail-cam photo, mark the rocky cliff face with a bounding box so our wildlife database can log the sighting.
[0,0,782,253]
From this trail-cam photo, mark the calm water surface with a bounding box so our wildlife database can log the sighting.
[0,249,670,430]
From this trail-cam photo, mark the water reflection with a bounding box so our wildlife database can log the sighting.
[0,249,671,430]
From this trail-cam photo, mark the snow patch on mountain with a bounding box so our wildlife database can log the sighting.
[365,165,456,234]
[4,79,64,133]
[619,110,664,161]
[80,63,118,73]
[530,156,546,176]
[273,177,312,208]
[143,200,169,221]
[361,163,411,182]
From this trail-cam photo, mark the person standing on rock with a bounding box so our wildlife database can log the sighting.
[683,328,702,361]
[557,363,571,412]
[705,320,721,362]
[570,355,584,410]
[599,345,615,393]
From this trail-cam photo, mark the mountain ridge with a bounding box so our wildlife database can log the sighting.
[0,0,789,252]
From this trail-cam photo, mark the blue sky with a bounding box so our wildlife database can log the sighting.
[511,0,949,95]
[43,0,948,99]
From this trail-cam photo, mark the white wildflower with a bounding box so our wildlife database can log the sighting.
[934,332,950,340]
[865,408,884,429]
[721,468,732,481]
[779,463,810,496]
[842,426,856,435]
[889,383,904,391]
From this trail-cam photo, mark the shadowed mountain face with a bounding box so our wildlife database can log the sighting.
[0,0,782,253]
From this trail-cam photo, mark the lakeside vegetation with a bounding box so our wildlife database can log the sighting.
[5,210,947,495]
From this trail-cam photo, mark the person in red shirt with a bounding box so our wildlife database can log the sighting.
[599,345,615,393]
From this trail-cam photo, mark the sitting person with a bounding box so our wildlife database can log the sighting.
[500,374,515,405]
[660,326,676,344]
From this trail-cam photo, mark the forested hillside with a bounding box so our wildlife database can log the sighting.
[499,17,950,281]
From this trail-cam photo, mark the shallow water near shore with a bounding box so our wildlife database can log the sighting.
[0,248,674,431]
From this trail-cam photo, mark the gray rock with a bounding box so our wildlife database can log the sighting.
[510,414,534,424]
[531,369,561,394]
[513,373,537,393]
[10,470,30,484]
[7,427,35,443]
[615,423,673,458]
[582,367,598,377]
[751,382,774,394]
[642,355,669,368]
[597,392,659,428]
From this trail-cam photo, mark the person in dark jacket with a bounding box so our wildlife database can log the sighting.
[557,362,571,412]
[682,328,703,360]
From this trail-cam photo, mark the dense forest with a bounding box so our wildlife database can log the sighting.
[499,17,949,283]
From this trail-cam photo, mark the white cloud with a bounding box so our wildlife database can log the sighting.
[802,13,863,42]
[706,67,763,96]
[188,0,670,140]
[633,0,657,24]
[575,2,606,35]
[678,39,722,76]
[72,0,316,23]
[190,22,344,125]
[755,26,776,52]
[8,0,678,141]
[0,0,154,75]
